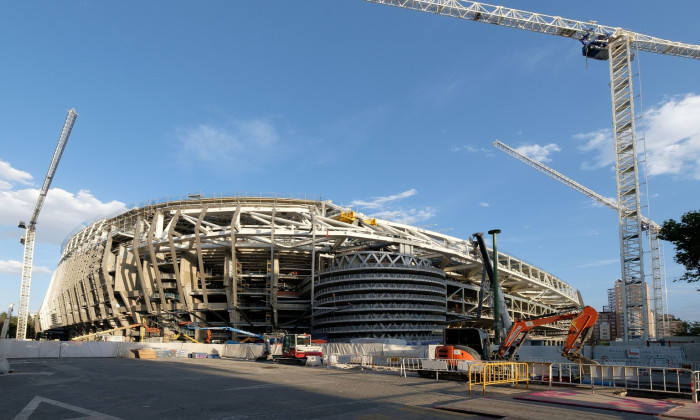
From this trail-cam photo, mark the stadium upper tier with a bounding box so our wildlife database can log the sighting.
[37,196,583,342]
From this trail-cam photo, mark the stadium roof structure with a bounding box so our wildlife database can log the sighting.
[38,196,582,343]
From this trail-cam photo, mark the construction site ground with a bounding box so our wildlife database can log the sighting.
[2,357,699,420]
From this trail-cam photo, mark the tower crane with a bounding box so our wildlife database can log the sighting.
[16,109,77,340]
[363,0,700,340]
[493,140,668,338]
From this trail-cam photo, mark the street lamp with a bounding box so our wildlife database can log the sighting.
[488,229,502,344]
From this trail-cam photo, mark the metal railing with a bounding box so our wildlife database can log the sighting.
[544,362,699,403]
[324,355,699,404]
[398,357,474,379]
[468,362,529,396]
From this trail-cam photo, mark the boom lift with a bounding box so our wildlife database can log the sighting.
[363,0,700,341]
[185,323,266,343]
[16,109,77,340]
[186,324,323,364]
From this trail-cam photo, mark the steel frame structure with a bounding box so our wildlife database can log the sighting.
[37,197,581,342]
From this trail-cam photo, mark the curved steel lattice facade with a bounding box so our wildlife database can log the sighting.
[315,252,446,342]
[37,196,583,342]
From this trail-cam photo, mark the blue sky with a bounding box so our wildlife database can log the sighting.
[1,1,699,324]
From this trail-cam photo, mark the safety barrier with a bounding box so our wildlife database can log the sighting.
[399,357,473,378]
[546,362,699,403]
[467,362,529,396]
[360,355,406,371]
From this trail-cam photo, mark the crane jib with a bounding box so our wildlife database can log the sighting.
[365,0,700,59]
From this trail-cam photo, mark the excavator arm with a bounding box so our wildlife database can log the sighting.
[495,306,598,362]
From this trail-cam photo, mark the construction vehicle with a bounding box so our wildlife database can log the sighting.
[432,230,598,369]
[70,324,141,341]
[436,306,599,366]
[185,323,265,343]
[186,324,322,364]
[274,333,323,365]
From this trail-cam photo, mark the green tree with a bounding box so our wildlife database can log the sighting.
[658,210,700,284]
[0,312,36,339]
[671,320,700,336]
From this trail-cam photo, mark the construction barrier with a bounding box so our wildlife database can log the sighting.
[468,362,529,396]
[546,362,699,403]
[399,357,474,378]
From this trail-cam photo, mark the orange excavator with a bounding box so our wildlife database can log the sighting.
[435,231,599,366]
[435,305,599,364]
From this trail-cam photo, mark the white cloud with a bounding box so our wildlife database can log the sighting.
[370,208,436,225]
[575,259,620,269]
[575,128,616,170]
[0,260,50,275]
[479,202,490,208]
[575,93,700,179]
[450,145,489,153]
[0,188,127,245]
[175,119,280,169]
[351,190,434,225]
[644,94,700,179]
[0,159,33,187]
[351,189,417,209]
[515,143,561,162]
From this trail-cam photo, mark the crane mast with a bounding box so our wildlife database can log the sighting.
[493,140,668,338]
[365,0,700,340]
[16,109,77,340]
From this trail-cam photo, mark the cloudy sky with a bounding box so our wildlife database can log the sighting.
[1,0,699,324]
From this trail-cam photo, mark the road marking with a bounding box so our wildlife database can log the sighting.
[14,396,123,420]
[5,372,55,376]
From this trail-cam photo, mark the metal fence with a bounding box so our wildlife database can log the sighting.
[543,362,699,403]
[398,357,473,379]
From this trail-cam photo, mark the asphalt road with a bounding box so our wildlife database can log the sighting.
[2,357,473,419]
[1,357,689,420]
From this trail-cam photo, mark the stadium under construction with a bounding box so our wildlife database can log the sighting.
[37,196,583,343]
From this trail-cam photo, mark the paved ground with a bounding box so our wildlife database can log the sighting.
[1,357,697,419]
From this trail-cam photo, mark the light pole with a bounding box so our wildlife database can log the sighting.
[488,229,502,344]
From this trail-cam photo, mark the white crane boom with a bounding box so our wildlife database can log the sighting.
[364,0,700,340]
[493,140,668,337]
[493,141,658,230]
[16,109,77,340]
[364,0,700,60]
